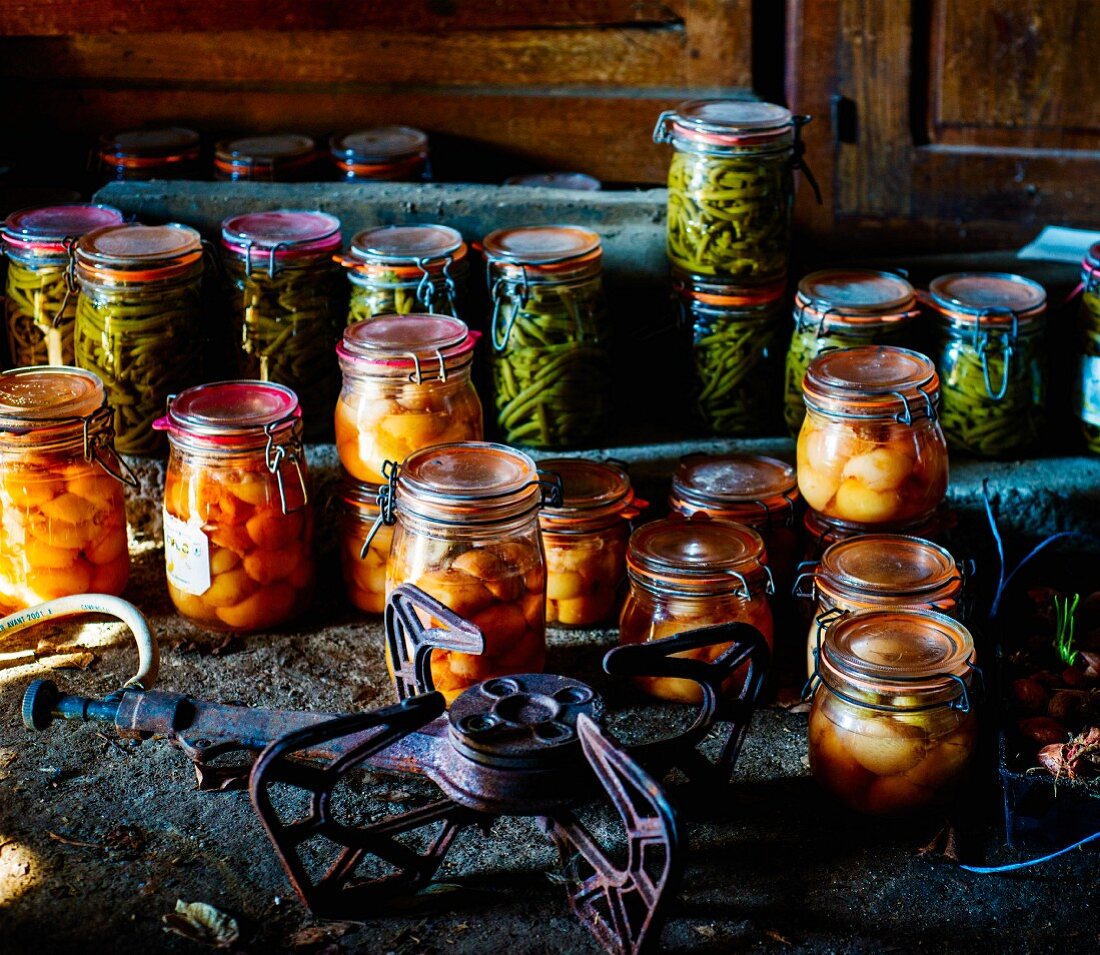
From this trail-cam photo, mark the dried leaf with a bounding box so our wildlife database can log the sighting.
[162,900,240,949]
[48,830,101,850]
[289,922,353,948]
[766,930,792,946]
[51,651,96,671]
[103,824,146,858]
[193,762,253,793]
[916,824,958,863]
[694,924,717,939]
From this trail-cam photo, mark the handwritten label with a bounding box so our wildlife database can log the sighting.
[163,509,211,595]
[1076,356,1100,427]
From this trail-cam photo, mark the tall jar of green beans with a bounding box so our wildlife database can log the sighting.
[927,272,1048,458]
[484,225,610,448]
[673,271,786,434]
[74,223,204,455]
[654,100,800,283]
[338,224,468,324]
[1074,242,1100,454]
[783,269,918,435]
[221,211,345,440]
[2,204,125,368]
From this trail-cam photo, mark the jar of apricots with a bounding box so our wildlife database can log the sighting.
[795,534,964,678]
[618,518,774,704]
[382,442,554,702]
[538,458,643,628]
[156,381,314,633]
[338,479,392,614]
[808,608,978,815]
[796,346,948,527]
[334,314,483,485]
[0,366,132,612]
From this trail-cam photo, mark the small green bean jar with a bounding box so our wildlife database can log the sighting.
[2,203,124,368]
[673,271,787,434]
[1074,242,1100,453]
[928,272,1048,457]
[74,223,205,455]
[221,210,345,439]
[338,224,468,324]
[783,269,918,435]
[485,225,611,448]
[654,100,802,283]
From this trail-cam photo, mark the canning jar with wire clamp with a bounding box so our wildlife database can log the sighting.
[618,517,775,704]
[0,366,134,612]
[797,346,949,527]
[806,608,980,815]
[783,269,920,435]
[337,478,392,615]
[338,224,468,324]
[221,210,345,439]
[155,381,314,634]
[927,272,1047,457]
[97,126,201,182]
[214,134,318,182]
[483,224,612,448]
[329,126,430,183]
[2,203,124,368]
[1075,242,1100,453]
[654,99,815,283]
[73,222,205,455]
[372,441,560,703]
[334,314,483,485]
[793,533,965,679]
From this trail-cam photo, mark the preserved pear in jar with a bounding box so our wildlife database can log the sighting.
[330,126,429,182]
[338,480,392,615]
[808,609,978,815]
[214,134,317,182]
[98,126,201,182]
[1075,242,1100,453]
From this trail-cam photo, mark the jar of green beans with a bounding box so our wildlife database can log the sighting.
[654,100,803,283]
[1074,242,1100,454]
[783,269,919,435]
[74,223,204,455]
[2,204,125,368]
[484,225,611,448]
[674,271,786,434]
[927,272,1048,458]
[338,224,468,324]
[221,211,345,440]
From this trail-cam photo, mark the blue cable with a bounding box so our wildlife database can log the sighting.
[960,830,1100,874]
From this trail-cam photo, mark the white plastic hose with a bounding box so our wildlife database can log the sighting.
[0,594,159,690]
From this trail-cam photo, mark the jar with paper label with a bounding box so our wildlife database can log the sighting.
[795,534,964,678]
[98,127,202,182]
[0,366,133,612]
[214,134,317,182]
[808,609,978,815]
[74,222,204,455]
[797,346,948,526]
[3,203,124,368]
[538,458,643,628]
[669,453,800,588]
[335,314,483,485]
[156,381,314,633]
[1074,242,1100,453]
[380,442,554,703]
[485,225,611,448]
[339,224,468,324]
[221,210,345,437]
[330,126,429,182]
[784,269,918,435]
[338,480,392,614]
[619,518,774,704]
[928,272,1047,457]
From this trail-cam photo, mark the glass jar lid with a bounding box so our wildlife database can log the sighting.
[154,380,301,448]
[657,99,794,150]
[670,454,798,523]
[2,203,125,256]
[803,345,940,422]
[1081,242,1100,284]
[221,210,342,265]
[0,366,105,428]
[214,134,316,171]
[538,458,638,531]
[504,172,601,191]
[331,126,428,163]
[337,314,475,378]
[817,534,961,606]
[482,225,602,280]
[672,270,787,310]
[928,272,1047,326]
[343,224,467,277]
[627,518,769,596]
[795,269,918,332]
[75,222,203,284]
[99,126,201,161]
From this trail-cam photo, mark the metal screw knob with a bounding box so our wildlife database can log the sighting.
[22,679,60,731]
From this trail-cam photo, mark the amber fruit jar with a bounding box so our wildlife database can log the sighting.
[98,126,202,182]
[214,134,318,182]
[808,608,978,816]
[338,480,392,615]
[329,126,429,183]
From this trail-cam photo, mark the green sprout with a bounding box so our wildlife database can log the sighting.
[1053,593,1081,667]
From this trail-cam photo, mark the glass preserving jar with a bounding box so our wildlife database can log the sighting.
[784,269,919,435]
[214,134,318,182]
[334,314,483,485]
[801,505,957,563]
[330,127,429,182]
[808,609,978,815]
[1076,242,1100,453]
[221,210,345,438]
[155,381,314,633]
[654,99,799,283]
[98,126,201,182]
[338,479,392,615]
[538,458,643,628]
[619,518,775,704]
[0,366,132,612]
[382,442,553,703]
[797,346,948,526]
[2,203,124,368]
[927,272,1047,457]
[339,224,468,324]
[796,533,964,678]
[669,453,800,589]
[674,271,787,435]
[74,223,204,455]
[485,225,611,448]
